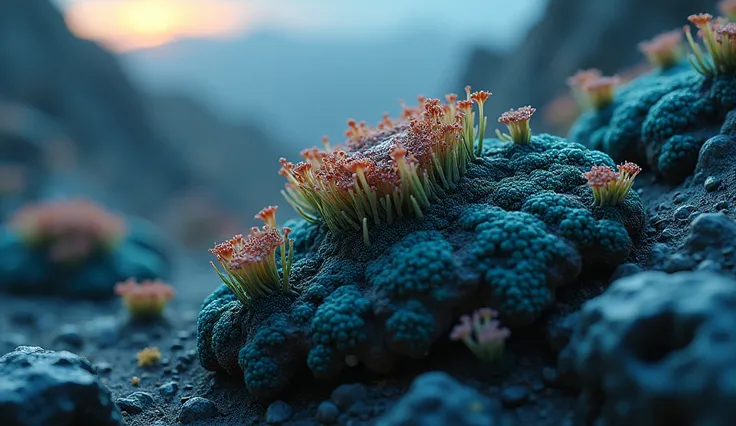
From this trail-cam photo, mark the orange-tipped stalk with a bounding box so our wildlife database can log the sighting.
[495,106,536,144]
[721,0,736,21]
[115,279,175,319]
[582,162,641,207]
[470,90,492,156]
[684,13,736,76]
[9,198,126,263]
[278,91,490,244]
[450,308,510,363]
[209,206,294,304]
[638,29,685,69]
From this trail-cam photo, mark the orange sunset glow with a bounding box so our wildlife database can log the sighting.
[64,0,250,51]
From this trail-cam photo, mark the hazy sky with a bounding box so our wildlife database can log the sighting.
[54,0,548,51]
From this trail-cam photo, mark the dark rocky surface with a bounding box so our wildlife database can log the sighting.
[0,346,123,426]
[559,271,736,426]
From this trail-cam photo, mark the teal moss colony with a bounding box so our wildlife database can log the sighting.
[0,218,171,299]
[570,62,736,183]
[196,135,645,398]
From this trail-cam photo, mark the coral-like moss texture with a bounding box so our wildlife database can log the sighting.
[197,135,645,398]
[569,62,736,183]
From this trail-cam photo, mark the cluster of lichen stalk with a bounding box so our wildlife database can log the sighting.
[209,206,294,305]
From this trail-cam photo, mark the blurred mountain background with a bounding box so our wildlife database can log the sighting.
[0,0,718,249]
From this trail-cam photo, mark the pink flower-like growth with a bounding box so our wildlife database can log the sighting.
[9,198,126,263]
[496,106,536,144]
[581,76,620,111]
[582,162,642,207]
[684,13,736,76]
[209,206,294,304]
[278,90,491,245]
[638,29,685,68]
[115,279,175,319]
[450,308,510,363]
[567,69,620,110]
[721,0,736,21]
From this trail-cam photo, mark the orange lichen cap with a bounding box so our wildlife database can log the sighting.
[688,13,713,28]
[255,205,278,227]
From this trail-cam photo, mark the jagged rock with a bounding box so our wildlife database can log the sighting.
[0,346,123,426]
[559,271,736,426]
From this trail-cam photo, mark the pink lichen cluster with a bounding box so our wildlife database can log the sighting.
[582,162,642,207]
[209,206,294,304]
[496,106,536,144]
[566,69,619,110]
[115,279,175,319]
[279,89,491,243]
[638,29,685,68]
[685,13,736,76]
[9,199,126,263]
[450,308,510,363]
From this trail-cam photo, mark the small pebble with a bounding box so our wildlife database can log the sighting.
[542,367,558,385]
[715,201,729,211]
[704,176,722,192]
[158,382,179,397]
[171,342,184,351]
[674,204,697,220]
[672,193,685,204]
[500,385,529,408]
[116,392,155,414]
[331,384,367,410]
[177,331,191,340]
[179,397,217,424]
[183,384,194,391]
[266,400,292,424]
[316,401,339,424]
[95,362,113,375]
[52,325,84,350]
[660,228,675,240]
[697,259,721,272]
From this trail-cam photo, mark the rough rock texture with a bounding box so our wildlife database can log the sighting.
[0,218,171,298]
[0,346,123,426]
[197,135,645,398]
[569,64,736,183]
[374,372,498,426]
[559,271,736,426]
[457,0,718,133]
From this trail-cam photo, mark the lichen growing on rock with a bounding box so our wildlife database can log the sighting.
[0,199,171,298]
[196,95,645,397]
[569,13,736,183]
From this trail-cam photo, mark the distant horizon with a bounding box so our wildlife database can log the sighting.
[53,0,549,52]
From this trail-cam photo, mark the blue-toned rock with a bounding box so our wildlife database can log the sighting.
[559,271,736,426]
[0,346,123,426]
[374,372,497,426]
